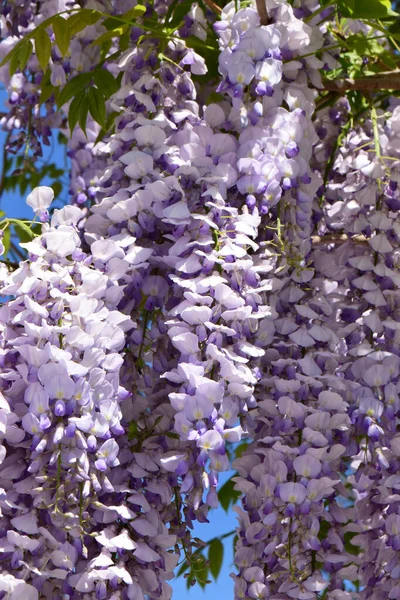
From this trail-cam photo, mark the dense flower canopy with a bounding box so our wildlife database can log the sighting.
[0,0,399,598]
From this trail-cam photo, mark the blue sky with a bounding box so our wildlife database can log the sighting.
[171,470,237,600]
[0,90,239,598]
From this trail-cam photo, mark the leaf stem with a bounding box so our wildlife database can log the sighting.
[304,0,335,23]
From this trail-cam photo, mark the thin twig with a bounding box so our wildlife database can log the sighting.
[256,0,269,25]
[321,71,400,92]
[0,131,11,203]
[203,0,222,14]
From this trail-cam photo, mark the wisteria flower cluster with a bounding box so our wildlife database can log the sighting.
[0,0,399,598]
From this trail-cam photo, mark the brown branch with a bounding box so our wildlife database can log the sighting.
[203,0,222,14]
[320,71,400,93]
[256,0,269,25]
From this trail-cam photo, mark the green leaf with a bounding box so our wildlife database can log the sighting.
[67,13,87,35]
[57,72,93,108]
[344,532,362,556]
[39,69,54,104]
[35,28,52,72]
[208,539,223,581]
[0,15,58,69]
[51,181,62,197]
[339,0,354,14]
[366,19,400,41]
[94,109,119,144]
[2,226,11,256]
[166,0,194,28]
[67,9,102,36]
[345,34,397,69]
[58,131,68,145]
[9,219,38,241]
[124,5,146,18]
[9,52,20,77]
[317,519,331,541]
[79,90,89,135]
[53,16,71,57]
[217,476,240,513]
[90,25,128,47]
[184,34,219,79]
[68,90,85,133]
[9,38,34,75]
[165,0,182,24]
[234,442,249,459]
[19,39,34,71]
[102,5,145,27]
[93,69,118,98]
[164,431,180,440]
[190,555,209,590]
[88,86,106,127]
[2,42,20,70]
[176,559,189,578]
[119,30,130,51]
[99,39,113,63]
[339,0,398,18]
[128,420,139,440]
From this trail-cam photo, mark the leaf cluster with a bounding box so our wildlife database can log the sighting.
[176,534,226,589]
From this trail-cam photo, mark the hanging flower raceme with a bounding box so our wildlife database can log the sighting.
[306,99,400,599]
[0,186,185,599]
[0,0,399,598]
[80,0,229,584]
[200,2,366,598]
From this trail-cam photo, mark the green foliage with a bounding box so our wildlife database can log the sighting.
[190,555,210,589]
[40,69,55,105]
[176,536,226,590]
[78,91,90,135]
[320,21,399,83]
[345,34,397,72]
[93,69,119,98]
[90,25,128,48]
[317,519,331,541]
[218,477,241,513]
[53,16,71,57]
[1,9,103,71]
[59,69,115,132]
[88,87,106,128]
[166,0,197,28]
[57,72,93,109]
[68,90,87,134]
[0,2,222,135]
[0,211,10,256]
[234,442,249,458]
[1,154,64,199]
[344,532,362,556]
[2,223,11,256]
[208,539,224,581]
[66,9,102,35]
[9,220,40,242]
[346,90,371,116]
[338,0,398,19]
[34,29,52,72]
[94,110,120,144]
[9,38,33,76]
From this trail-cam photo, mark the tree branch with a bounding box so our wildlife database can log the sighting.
[321,70,400,92]
[256,0,269,25]
[203,0,222,14]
